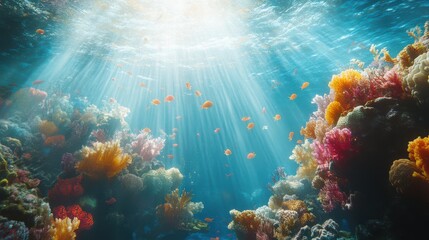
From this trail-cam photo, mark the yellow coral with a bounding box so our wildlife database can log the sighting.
[300,120,316,139]
[328,69,363,110]
[76,141,131,179]
[325,101,344,126]
[228,209,261,234]
[49,217,80,240]
[397,42,427,70]
[408,136,429,179]
[39,120,58,136]
[290,139,317,181]
[281,199,307,212]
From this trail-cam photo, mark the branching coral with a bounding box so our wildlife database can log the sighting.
[52,205,93,230]
[131,131,165,162]
[397,42,427,70]
[289,139,317,181]
[228,209,261,237]
[318,179,347,212]
[49,217,80,240]
[76,141,131,179]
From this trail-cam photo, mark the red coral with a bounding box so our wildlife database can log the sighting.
[53,205,68,219]
[369,69,403,100]
[48,175,84,205]
[52,205,94,230]
[66,205,94,230]
[11,169,40,188]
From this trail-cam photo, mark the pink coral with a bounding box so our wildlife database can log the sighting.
[311,140,330,171]
[368,69,403,99]
[131,131,165,161]
[318,179,347,212]
[324,127,354,166]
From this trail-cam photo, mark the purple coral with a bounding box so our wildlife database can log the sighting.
[131,131,165,162]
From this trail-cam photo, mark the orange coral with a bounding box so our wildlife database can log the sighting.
[39,120,58,136]
[300,120,316,139]
[228,209,261,234]
[408,136,429,179]
[44,135,65,147]
[325,101,344,125]
[156,189,192,228]
[281,199,307,213]
[397,42,427,70]
[328,69,363,110]
[76,141,131,179]
[49,217,80,240]
[299,212,315,226]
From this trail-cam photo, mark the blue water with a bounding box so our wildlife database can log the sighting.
[1,0,429,239]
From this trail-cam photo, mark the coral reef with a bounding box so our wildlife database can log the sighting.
[49,217,80,240]
[76,141,131,179]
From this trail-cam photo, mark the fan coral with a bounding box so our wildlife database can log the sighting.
[289,139,317,181]
[328,69,364,110]
[39,120,58,136]
[48,175,84,205]
[389,159,423,193]
[325,101,344,126]
[49,217,80,240]
[407,136,429,179]
[76,141,131,179]
[131,131,165,162]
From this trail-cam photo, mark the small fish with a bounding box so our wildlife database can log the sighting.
[186,82,192,90]
[241,116,251,121]
[247,122,255,130]
[35,29,45,35]
[167,154,174,159]
[151,99,161,105]
[139,82,146,87]
[204,218,214,223]
[164,95,175,102]
[296,139,303,144]
[247,152,256,159]
[224,149,232,156]
[301,82,310,90]
[32,80,44,85]
[195,90,202,96]
[262,125,268,130]
[143,128,151,133]
[289,132,294,141]
[176,115,182,120]
[105,197,117,205]
[289,93,297,100]
[173,143,178,147]
[201,100,213,109]
[273,114,281,121]
[214,128,220,133]
[262,107,266,114]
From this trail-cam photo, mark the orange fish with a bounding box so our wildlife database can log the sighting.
[173,143,178,147]
[247,152,256,159]
[273,114,281,121]
[296,139,303,144]
[301,82,310,90]
[214,128,220,133]
[247,122,255,130]
[195,90,202,96]
[241,116,251,121]
[289,132,294,141]
[35,29,45,35]
[167,154,174,159]
[151,99,161,105]
[201,100,213,109]
[204,218,214,223]
[32,80,44,85]
[224,149,232,156]
[289,93,297,100]
[139,82,146,87]
[143,128,151,133]
[186,82,192,90]
[164,95,175,102]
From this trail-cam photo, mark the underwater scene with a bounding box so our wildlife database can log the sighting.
[1,0,429,239]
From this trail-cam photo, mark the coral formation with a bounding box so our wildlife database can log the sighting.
[48,175,84,205]
[403,52,429,105]
[49,217,80,240]
[131,131,165,162]
[76,141,131,179]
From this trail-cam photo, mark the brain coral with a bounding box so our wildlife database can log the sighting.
[389,159,422,193]
[403,52,429,105]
